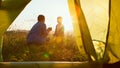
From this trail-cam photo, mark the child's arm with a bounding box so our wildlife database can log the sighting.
[54,25,57,36]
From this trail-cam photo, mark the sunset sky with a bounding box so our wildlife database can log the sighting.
[8,0,73,32]
[7,0,109,41]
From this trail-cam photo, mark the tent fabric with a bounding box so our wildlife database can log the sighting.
[0,0,120,64]
[68,0,98,61]
[104,0,120,63]
[0,0,31,61]
[68,0,120,63]
[79,0,109,61]
[80,0,109,43]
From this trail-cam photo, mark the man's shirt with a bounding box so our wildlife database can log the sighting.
[27,22,47,44]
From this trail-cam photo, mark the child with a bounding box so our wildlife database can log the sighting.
[54,16,64,43]
[54,16,64,36]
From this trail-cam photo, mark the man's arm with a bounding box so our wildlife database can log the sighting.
[41,24,49,37]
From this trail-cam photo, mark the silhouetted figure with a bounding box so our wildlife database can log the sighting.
[54,16,64,37]
[54,16,64,43]
[27,15,52,45]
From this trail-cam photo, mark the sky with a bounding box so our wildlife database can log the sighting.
[7,0,109,42]
[7,0,73,32]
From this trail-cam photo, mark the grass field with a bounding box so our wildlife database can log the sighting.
[2,30,88,62]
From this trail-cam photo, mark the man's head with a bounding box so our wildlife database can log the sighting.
[57,16,63,24]
[38,15,45,23]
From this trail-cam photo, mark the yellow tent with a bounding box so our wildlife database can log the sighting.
[103,0,120,63]
[0,0,120,68]
[68,0,120,64]
[0,0,31,61]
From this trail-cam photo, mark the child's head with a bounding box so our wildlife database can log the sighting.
[57,16,63,24]
[38,15,45,23]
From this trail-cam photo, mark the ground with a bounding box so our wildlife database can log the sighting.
[2,30,88,62]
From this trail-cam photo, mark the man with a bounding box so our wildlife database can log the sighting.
[27,15,52,45]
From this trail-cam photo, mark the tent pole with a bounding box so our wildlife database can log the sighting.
[102,0,111,63]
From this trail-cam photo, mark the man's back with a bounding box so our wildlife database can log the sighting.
[27,22,47,44]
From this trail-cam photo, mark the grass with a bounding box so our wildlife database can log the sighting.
[2,30,88,62]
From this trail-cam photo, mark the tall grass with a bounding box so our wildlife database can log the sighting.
[2,31,88,62]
